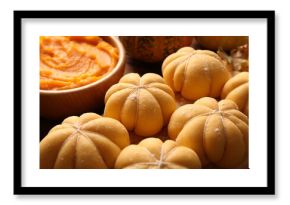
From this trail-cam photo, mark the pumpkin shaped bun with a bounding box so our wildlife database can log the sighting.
[104,73,176,137]
[115,138,201,169]
[40,113,130,169]
[221,72,249,116]
[196,36,248,51]
[168,97,248,168]
[162,47,231,101]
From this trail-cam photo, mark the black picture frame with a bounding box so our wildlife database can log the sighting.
[14,10,275,195]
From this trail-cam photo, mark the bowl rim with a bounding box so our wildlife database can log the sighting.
[40,36,125,95]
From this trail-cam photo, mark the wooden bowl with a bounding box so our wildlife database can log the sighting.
[40,36,126,120]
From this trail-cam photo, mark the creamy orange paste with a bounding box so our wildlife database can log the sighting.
[40,36,119,90]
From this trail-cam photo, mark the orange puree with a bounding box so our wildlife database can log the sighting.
[40,36,119,90]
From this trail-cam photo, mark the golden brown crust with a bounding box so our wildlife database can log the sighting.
[40,113,130,169]
[168,97,248,168]
[162,47,231,101]
[221,72,249,116]
[115,138,201,169]
[104,73,176,137]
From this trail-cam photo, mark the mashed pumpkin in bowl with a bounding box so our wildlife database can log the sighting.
[40,36,126,119]
[40,36,119,90]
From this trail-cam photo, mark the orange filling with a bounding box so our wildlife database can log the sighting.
[40,36,119,90]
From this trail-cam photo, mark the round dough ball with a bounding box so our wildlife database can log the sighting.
[40,113,130,169]
[162,47,231,101]
[115,138,201,169]
[168,97,248,168]
[221,72,249,116]
[104,73,176,137]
